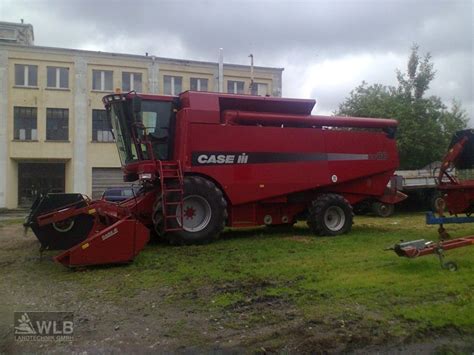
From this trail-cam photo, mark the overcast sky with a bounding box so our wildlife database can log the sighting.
[2,0,473,121]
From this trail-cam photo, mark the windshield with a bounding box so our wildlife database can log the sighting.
[108,97,174,166]
[110,100,138,165]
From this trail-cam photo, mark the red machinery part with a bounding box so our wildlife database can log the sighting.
[222,110,398,129]
[437,129,474,215]
[391,129,474,269]
[55,218,149,267]
[394,236,474,258]
[26,189,157,267]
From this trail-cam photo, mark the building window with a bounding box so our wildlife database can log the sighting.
[163,75,182,95]
[227,80,245,94]
[122,72,142,92]
[92,109,113,142]
[47,67,69,89]
[251,83,268,96]
[92,70,113,91]
[14,64,38,87]
[46,108,69,140]
[14,107,37,140]
[190,78,208,92]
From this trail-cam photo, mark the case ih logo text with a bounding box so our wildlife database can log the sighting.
[14,312,74,342]
[196,153,248,165]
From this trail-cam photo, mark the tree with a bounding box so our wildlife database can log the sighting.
[396,44,436,100]
[337,45,468,169]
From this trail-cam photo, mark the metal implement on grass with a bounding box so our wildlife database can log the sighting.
[390,129,474,270]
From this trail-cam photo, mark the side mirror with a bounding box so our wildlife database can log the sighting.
[132,96,142,113]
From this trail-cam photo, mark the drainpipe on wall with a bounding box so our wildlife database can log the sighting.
[249,54,254,95]
[150,55,158,94]
[218,48,224,93]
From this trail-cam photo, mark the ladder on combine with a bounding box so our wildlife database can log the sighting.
[158,161,184,232]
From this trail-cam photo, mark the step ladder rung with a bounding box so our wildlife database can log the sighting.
[162,195,183,200]
[158,160,184,232]
[162,197,182,202]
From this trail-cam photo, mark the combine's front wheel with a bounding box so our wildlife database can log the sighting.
[152,194,165,236]
[157,176,228,245]
[307,194,353,236]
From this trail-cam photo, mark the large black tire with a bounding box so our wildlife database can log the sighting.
[371,202,395,217]
[158,176,227,245]
[152,194,164,236]
[307,194,353,236]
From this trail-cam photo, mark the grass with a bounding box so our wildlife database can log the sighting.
[4,212,474,342]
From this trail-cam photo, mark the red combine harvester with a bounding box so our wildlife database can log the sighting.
[25,91,406,267]
[392,129,474,270]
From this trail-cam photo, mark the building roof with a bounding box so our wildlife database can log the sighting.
[0,42,284,73]
[0,21,34,45]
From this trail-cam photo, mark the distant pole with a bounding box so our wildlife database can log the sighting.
[218,48,224,93]
[249,54,254,94]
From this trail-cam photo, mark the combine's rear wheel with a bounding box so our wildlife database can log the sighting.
[155,176,228,245]
[307,194,353,236]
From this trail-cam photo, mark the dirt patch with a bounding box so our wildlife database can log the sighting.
[1,222,473,353]
[283,235,314,243]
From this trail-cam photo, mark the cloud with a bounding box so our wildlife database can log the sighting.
[1,0,472,120]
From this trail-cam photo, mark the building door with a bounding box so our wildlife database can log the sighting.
[18,162,65,207]
[92,168,128,199]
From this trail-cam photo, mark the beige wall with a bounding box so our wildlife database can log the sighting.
[2,45,283,208]
[6,51,76,208]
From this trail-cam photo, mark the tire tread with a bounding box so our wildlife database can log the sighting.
[307,193,353,236]
[155,176,227,245]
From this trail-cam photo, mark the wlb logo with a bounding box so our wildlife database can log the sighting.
[14,312,74,342]
[14,313,36,335]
